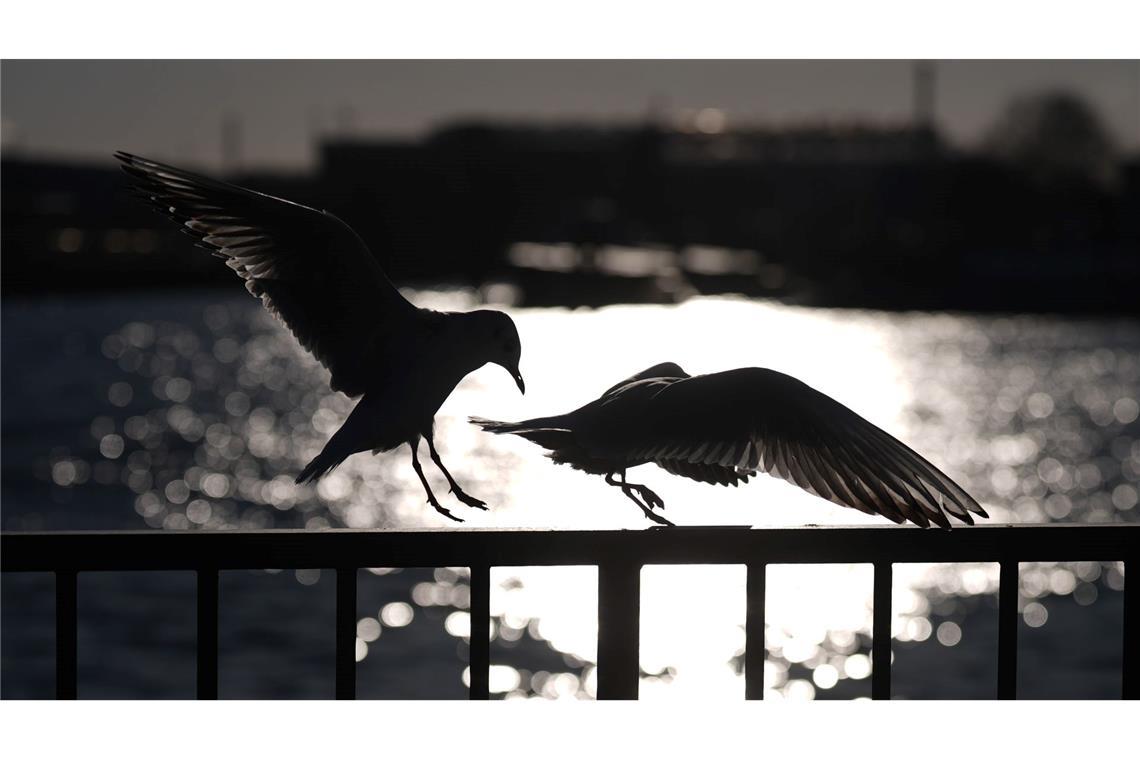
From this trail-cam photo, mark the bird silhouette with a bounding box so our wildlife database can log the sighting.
[116,151,524,522]
[472,362,986,528]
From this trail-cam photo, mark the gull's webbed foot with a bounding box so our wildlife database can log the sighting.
[632,485,665,511]
[625,481,670,523]
[428,497,464,523]
[452,489,489,511]
[605,470,676,527]
[638,503,675,527]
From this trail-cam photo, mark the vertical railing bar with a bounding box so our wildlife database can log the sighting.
[871,561,892,700]
[55,569,78,700]
[469,563,490,700]
[597,560,640,700]
[196,568,219,700]
[335,568,356,700]
[745,563,766,700]
[997,559,1018,700]
[1123,554,1136,700]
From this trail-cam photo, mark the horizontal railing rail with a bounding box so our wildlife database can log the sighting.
[1,524,1136,701]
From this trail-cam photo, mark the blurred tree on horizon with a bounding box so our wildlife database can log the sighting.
[982,91,1120,189]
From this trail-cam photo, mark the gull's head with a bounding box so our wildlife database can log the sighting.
[470,310,525,394]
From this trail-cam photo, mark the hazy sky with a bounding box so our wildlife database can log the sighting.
[2,60,1137,170]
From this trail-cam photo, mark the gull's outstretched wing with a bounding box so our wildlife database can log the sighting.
[600,362,690,397]
[620,367,987,528]
[115,151,419,397]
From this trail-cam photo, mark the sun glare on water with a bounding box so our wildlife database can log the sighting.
[59,289,1139,699]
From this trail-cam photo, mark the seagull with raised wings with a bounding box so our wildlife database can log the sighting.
[116,152,524,522]
[472,362,986,528]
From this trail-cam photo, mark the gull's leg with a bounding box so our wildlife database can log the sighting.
[425,433,488,510]
[410,438,462,523]
[605,471,674,527]
[625,474,666,512]
[610,470,667,511]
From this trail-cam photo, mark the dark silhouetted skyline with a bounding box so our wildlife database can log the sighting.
[2,60,1137,170]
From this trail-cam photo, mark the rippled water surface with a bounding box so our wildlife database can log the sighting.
[2,290,1137,698]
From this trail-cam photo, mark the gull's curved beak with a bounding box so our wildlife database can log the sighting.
[495,360,525,394]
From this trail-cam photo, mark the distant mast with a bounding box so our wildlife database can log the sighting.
[221,114,243,175]
[336,104,358,137]
[912,61,936,129]
[911,61,938,159]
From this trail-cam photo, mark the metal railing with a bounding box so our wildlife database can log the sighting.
[1,524,1136,700]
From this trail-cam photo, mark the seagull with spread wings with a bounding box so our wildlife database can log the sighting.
[116,152,524,522]
[472,362,986,528]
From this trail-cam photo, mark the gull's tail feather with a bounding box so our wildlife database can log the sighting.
[469,415,569,434]
[468,416,524,435]
[469,416,574,451]
[296,447,348,484]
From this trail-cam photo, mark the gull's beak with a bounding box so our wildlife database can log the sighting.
[497,360,525,394]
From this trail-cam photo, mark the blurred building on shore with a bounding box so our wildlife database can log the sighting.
[3,101,1137,313]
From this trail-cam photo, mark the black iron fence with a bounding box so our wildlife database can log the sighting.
[1,524,1136,700]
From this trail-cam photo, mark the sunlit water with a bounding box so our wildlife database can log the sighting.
[2,290,1137,698]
